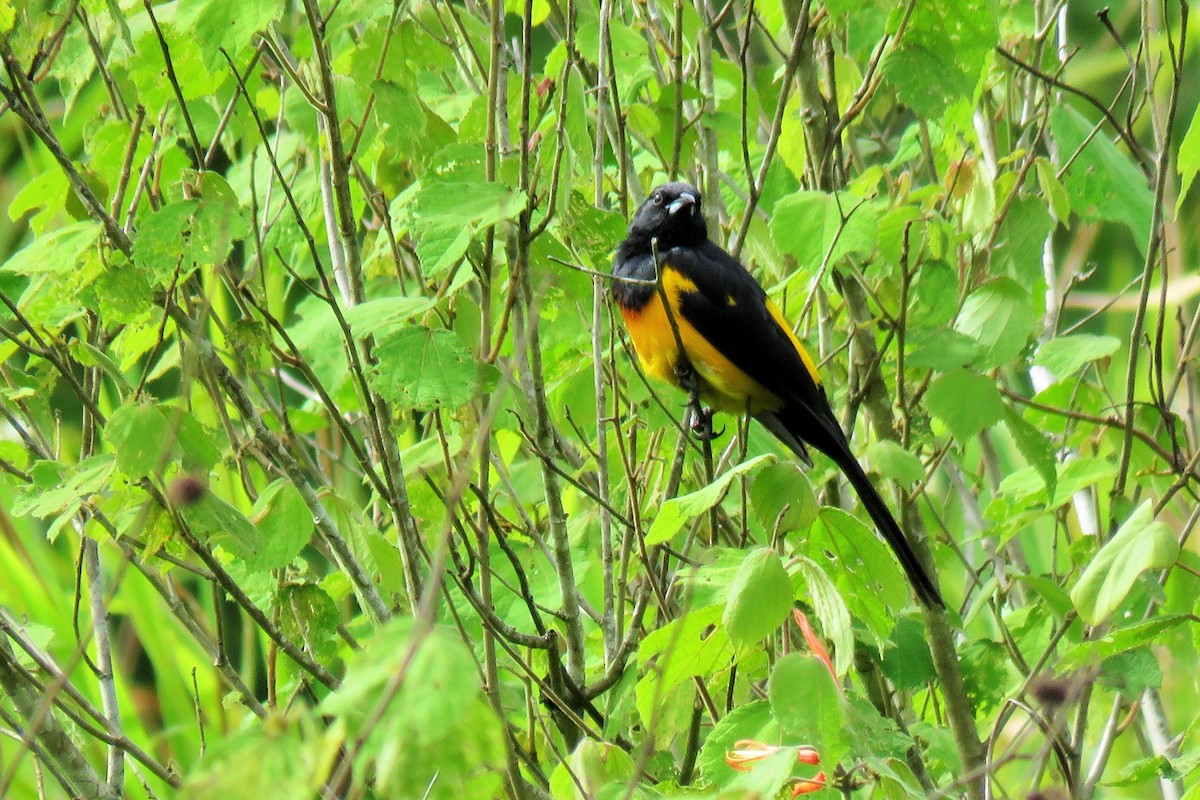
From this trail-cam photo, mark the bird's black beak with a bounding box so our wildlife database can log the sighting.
[667,192,696,216]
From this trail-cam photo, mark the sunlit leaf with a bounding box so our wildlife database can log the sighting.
[723,548,793,651]
[926,369,1004,443]
[1070,501,1179,625]
[646,454,772,544]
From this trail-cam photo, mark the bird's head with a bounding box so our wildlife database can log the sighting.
[627,182,707,248]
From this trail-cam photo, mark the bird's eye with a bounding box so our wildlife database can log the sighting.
[652,193,663,206]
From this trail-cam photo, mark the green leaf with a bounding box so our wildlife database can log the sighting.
[728,749,803,798]
[1003,406,1057,505]
[1099,648,1162,699]
[1060,614,1190,670]
[805,507,907,642]
[723,548,793,651]
[248,480,313,572]
[954,278,1037,369]
[1107,754,1187,789]
[905,328,979,371]
[790,556,854,677]
[1036,158,1071,222]
[774,93,811,184]
[174,411,224,471]
[864,440,925,486]
[132,197,250,286]
[1070,501,1179,625]
[182,494,261,562]
[405,180,527,275]
[748,461,817,536]
[636,605,732,728]
[1050,105,1153,253]
[564,191,628,269]
[320,619,505,797]
[770,191,880,271]
[881,617,936,690]
[646,454,773,544]
[1178,102,1200,212]
[925,369,1004,443]
[371,80,427,156]
[277,583,339,661]
[342,296,438,339]
[2,220,100,276]
[549,740,636,800]
[910,260,959,327]
[769,653,846,766]
[8,169,68,233]
[697,701,775,787]
[1000,195,1055,285]
[181,717,325,799]
[845,696,914,761]
[1033,334,1121,380]
[104,402,172,477]
[12,456,114,522]
[881,0,997,118]
[368,326,495,410]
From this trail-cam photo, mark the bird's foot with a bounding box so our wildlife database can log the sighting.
[685,402,723,442]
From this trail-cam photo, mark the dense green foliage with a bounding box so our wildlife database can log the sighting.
[0,1,1198,798]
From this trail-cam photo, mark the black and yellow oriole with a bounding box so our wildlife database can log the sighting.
[612,182,943,609]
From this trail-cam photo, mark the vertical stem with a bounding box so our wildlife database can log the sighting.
[670,0,685,178]
[594,278,618,662]
[694,0,722,224]
[82,539,123,794]
[595,0,612,203]
[77,314,124,794]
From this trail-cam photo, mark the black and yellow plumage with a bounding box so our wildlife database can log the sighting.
[612,182,943,609]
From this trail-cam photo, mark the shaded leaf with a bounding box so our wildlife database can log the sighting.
[1051,105,1153,252]
[248,480,313,572]
[1003,406,1057,505]
[369,326,496,410]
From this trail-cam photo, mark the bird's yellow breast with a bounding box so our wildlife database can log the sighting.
[619,269,787,413]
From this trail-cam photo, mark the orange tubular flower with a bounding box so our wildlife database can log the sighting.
[724,739,821,772]
[725,739,786,771]
[791,772,828,796]
[792,609,841,695]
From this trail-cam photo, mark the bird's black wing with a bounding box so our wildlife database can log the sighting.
[664,242,845,441]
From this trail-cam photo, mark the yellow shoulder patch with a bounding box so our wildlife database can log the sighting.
[765,299,822,386]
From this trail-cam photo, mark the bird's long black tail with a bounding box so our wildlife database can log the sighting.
[769,406,945,609]
[835,450,944,609]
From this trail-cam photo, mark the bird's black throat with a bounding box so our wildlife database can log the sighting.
[611,182,708,310]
